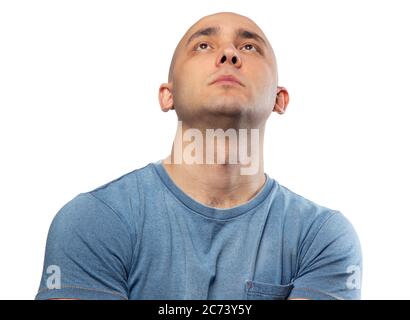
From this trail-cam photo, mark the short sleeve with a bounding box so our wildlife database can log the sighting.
[35,193,134,300]
[288,211,363,300]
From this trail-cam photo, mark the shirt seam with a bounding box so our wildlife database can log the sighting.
[152,163,274,221]
[165,184,272,222]
[83,192,134,241]
[36,285,128,300]
[81,191,136,292]
[297,210,340,269]
[129,171,143,280]
[290,287,344,300]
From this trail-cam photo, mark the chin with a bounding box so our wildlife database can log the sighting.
[205,103,246,117]
[205,96,248,115]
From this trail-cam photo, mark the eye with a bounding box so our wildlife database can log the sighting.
[241,44,258,52]
[195,42,211,51]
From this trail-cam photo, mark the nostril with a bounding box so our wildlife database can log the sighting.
[221,56,227,63]
[232,56,237,64]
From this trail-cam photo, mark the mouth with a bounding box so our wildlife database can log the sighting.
[210,75,244,87]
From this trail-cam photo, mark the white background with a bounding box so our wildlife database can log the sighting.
[1,0,409,300]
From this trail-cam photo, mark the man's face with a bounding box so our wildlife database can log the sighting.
[163,12,279,128]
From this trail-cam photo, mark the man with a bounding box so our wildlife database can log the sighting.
[35,12,362,300]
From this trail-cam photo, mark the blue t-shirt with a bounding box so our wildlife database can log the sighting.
[35,160,362,300]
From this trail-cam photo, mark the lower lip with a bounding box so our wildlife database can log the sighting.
[213,80,241,86]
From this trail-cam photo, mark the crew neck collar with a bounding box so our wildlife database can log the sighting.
[151,159,275,220]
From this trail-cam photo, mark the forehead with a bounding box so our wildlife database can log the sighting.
[183,13,266,43]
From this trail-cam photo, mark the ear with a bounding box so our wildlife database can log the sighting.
[273,86,289,114]
[158,82,174,112]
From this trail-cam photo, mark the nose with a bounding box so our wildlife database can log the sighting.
[216,46,242,68]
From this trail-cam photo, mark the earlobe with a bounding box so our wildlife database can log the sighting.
[158,83,174,112]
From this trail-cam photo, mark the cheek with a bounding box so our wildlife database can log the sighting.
[244,68,275,109]
[173,75,200,104]
[176,65,208,93]
[253,68,274,95]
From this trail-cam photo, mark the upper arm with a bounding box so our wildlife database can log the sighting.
[287,212,363,300]
[35,193,134,300]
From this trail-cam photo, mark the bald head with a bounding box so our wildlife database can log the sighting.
[158,11,288,127]
[167,12,278,83]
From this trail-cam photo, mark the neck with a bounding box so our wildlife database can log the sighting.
[162,120,266,209]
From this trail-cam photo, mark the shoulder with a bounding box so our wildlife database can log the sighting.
[275,181,361,247]
[272,181,360,251]
[88,163,151,209]
[85,163,155,227]
[52,163,155,238]
[273,182,338,230]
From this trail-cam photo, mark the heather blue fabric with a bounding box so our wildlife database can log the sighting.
[35,160,362,300]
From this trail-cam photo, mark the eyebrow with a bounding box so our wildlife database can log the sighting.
[186,26,220,46]
[237,29,267,48]
[185,26,268,48]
